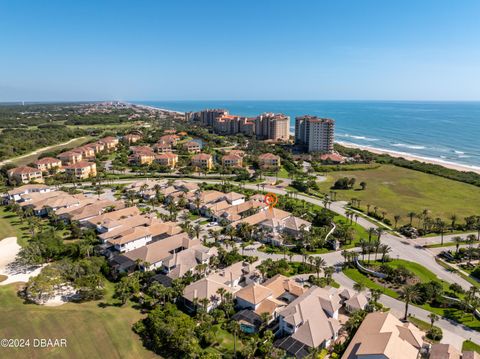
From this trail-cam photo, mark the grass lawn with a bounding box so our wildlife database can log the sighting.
[424,241,480,249]
[10,136,93,166]
[204,324,244,356]
[334,215,376,248]
[0,207,30,245]
[343,262,480,331]
[0,284,155,359]
[317,164,480,226]
[463,340,480,354]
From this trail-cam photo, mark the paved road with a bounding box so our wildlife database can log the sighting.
[418,232,478,246]
[72,176,478,346]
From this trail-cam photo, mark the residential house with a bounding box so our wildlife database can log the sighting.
[233,274,306,333]
[231,207,311,246]
[5,184,52,202]
[7,166,43,184]
[57,199,124,223]
[344,293,369,313]
[341,312,424,359]
[33,157,62,173]
[258,153,281,168]
[19,191,86,216]
[191,153,213,170]
[182,278,234,312]
[86,206,141,232]
[429,344,461,359]
[64,161,97,179]
[275,286,342,357]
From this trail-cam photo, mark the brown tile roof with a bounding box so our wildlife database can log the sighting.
[123,233,190,264]
[263,274,306,298]
[87,206,141,227]
[341,312,424,359]
[7,184,49,195]
[235,283,272,305]
[64,161,95,169]
[8,166,41,175]
[156,153,178,159]
[183,277,234,303]
[231,207,291,227]
[258,153,279,160]
[192,153,212,161]
[428,345,460,359]
[34,157,61,165]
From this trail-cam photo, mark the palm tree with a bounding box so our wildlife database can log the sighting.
[193,224,201,239]
[428,313,439,330]
[313,257,326,279]
[368,228,376,241]
[394,215,401,229]
[436,219,447,245]
[452,236,464,255]
[216,287,227,303]
[369,288,382,306]
[379,244,391,263]
[399,285,421,320]
[353,282,366,293]
[375,228,384,242]
[407,212,416,226]
[324,266,335,284]
[449,213,458,231]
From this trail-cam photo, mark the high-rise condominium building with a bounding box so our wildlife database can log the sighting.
[255,113,290,141]
[295,116,334,153]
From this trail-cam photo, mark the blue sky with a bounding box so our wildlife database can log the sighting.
[1,0,480,101]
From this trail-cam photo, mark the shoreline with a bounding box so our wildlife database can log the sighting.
[337,141,480,174]
[128,101,480,175]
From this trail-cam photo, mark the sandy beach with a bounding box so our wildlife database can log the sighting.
[337,141,480,175]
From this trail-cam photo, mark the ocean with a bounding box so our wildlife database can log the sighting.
[132,100,480,169]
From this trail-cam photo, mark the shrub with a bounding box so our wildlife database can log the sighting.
[427,326,443,341]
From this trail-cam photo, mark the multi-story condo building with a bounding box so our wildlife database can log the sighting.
[295,116,334,153]
[191,153,213,170]
[64,162,97,180]
[255,113,290,141]
[197,109,229,127]
[33,157,63,172]
[7,166,43,184]
[155,153,178,169]
[58,150,83,165]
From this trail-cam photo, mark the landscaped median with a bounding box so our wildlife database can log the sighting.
[343,258,480,331]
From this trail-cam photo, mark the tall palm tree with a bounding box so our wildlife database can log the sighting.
[313,257,326,279]
[394,215,401,229]
[353,282,366,293]
[428,313,439,330]
[369,288,382,306]
[407,212,416,226]
[452,236,464,255]
[450,214,458,231]
[400,285,421,320]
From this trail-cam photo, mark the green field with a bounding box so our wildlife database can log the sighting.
[0,207,29,244]
[0,284,155,359]
[317,164,480,226]
[463,340,480,354]
[343,260,480,330]
[8,136,92,166]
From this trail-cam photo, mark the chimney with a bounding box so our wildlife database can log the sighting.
[230,271,234,288]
